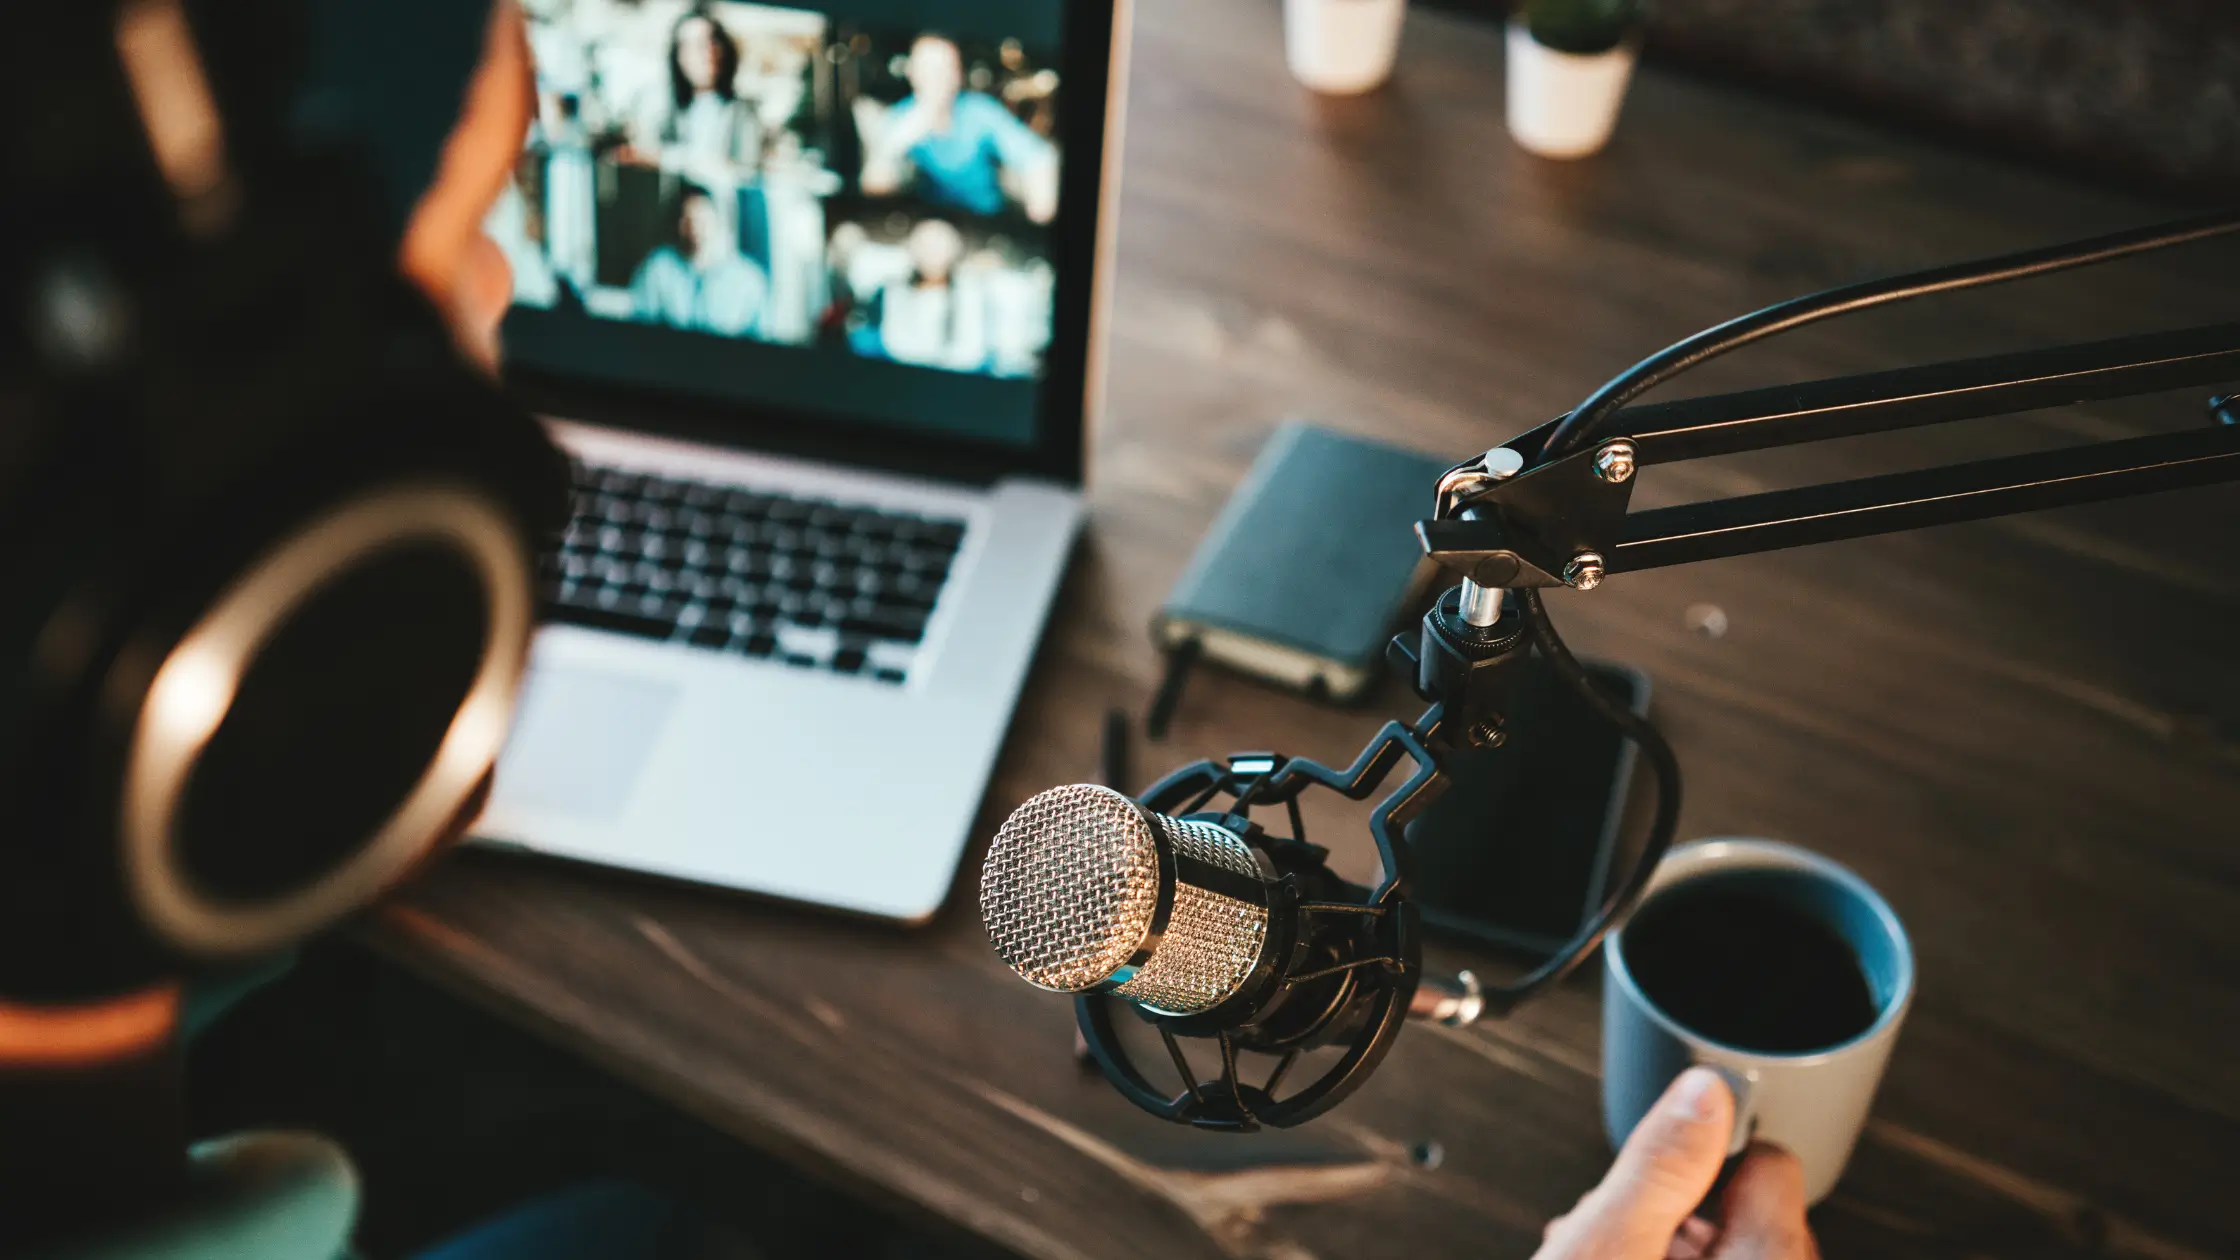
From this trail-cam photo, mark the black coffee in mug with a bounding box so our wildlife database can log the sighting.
[1620,870,1879,1053]
[1604,840,1914,1205]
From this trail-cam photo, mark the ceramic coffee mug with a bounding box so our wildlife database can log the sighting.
[1603,838,1913,1205]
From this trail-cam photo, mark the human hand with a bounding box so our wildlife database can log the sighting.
[1533,1067,1819,1260]
[880,98,941,153]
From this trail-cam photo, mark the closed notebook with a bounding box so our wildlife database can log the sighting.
[1153,421,1452,703]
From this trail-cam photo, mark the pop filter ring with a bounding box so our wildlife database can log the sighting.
[1072,715,1449,1131]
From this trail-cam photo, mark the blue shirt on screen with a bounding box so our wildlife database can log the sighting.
[894,92,1051,217]
[629,247,768,338]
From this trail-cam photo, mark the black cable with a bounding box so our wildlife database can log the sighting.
[1542,208,2240,462]
[1479,587,1683,1012]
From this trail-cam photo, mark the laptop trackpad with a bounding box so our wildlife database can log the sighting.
[495,667,677,821]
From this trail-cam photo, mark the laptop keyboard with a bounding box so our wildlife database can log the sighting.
[539,458,968,685]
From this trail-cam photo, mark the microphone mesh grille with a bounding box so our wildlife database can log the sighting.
[980,784,1162,993]
[1162,816,1263,879]
[1109,812,1268,1015]
[980,787,1271,1016]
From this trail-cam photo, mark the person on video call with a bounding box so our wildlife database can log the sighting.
[848,218,990,372]
[206,0,1824,1252]
[628,182,768,336]
[859,33,1058,224]
[626,5,763,189]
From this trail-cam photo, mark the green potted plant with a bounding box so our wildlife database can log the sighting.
[1506,0,1644,157]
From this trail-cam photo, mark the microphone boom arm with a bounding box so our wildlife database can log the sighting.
[1421,322,2240,587]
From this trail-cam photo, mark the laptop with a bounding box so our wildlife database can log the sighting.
[472,0,1127,922]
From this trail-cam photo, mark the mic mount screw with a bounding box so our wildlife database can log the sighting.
[1564,552,1606,590]
[1458,580,1506,627]
[1454,452,1523,628]
[1482,446,1526,479]
[1593,440,1637,483]
[1408,969,1485,1028]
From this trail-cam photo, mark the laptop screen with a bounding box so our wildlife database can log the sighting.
[492,0,1100,455]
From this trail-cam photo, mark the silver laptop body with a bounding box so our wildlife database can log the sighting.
[472,0,1129,922]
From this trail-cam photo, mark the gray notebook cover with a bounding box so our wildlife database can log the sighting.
[1153,421,1452,699]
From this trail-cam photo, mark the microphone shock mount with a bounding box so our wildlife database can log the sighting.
[1078,586,1526,1132]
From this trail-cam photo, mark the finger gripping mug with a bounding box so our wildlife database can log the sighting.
[1603,838,1914,1205]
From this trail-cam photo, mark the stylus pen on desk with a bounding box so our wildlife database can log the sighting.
[1100,707,1132,796]
[1145,639,1199,742]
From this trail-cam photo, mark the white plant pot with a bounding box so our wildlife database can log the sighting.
[1504,20,1639,159]
[1285,0,1408,95]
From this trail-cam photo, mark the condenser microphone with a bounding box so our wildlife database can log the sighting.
[980,783,1483,1129]
[981,783,1277,1016]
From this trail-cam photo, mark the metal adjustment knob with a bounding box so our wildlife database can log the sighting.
[1593,440,1637,483]
[1408,970,1486,1028]
[1564,552,1606,590]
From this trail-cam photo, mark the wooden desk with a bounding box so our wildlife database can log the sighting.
[372,2,2240,1255]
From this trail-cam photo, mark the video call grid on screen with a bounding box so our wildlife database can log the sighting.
[494,0,1078,448]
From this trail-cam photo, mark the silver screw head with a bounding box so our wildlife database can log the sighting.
[1564,552,1606,590]
[1593,440,1637,483]
[1482,446,1526,479]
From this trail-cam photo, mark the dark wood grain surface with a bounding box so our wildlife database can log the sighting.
[370,3,2240,1256]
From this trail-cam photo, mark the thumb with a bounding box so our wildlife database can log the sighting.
[1713,1143,1816,1259]
[1584,1068,1737,1252]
